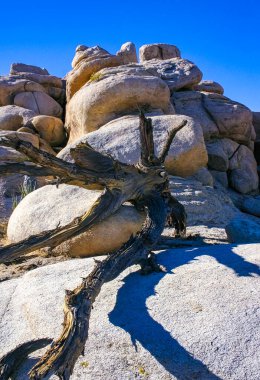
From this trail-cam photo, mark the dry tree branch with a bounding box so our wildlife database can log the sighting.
[0,113,187,379]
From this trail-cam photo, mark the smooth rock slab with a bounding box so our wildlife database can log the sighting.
[0,244,259,379]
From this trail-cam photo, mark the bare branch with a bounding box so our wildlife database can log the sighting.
[158,119,188,163]
[28,192,167,379]
[0,136,123,187]
[0,162,55,177]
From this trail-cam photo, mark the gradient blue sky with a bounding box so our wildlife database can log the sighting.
[0,0,259,110]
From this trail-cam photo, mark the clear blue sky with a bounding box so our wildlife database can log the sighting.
[0,0,259,110]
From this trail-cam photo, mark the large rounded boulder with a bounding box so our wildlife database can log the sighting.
[59,114,208,177]
[7,184,145,257]
[66,65,174,143]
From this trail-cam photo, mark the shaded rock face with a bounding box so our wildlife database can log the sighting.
[7,184,145,257]
[168,176,240,227]
[60,115,208,177]
[1,244,259,380]
[139,43,181,62]
[206,138,259,194]
[253,112,260,164]
[242,196,260,217]
[226,218,260,243]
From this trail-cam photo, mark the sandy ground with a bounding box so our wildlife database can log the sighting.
[0,226,228,282]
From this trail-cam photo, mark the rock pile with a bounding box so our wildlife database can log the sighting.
[0,41,260,238]
[64,42,259,195]
[0,63,67,217]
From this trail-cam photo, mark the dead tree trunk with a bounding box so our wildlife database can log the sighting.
[0,113,186,380]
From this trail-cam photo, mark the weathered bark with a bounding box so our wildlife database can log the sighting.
[0,112,187,379]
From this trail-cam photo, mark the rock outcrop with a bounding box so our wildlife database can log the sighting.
[60,115,207,177]
[0,40,259,239]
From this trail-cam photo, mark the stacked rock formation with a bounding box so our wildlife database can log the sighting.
[1,41,260,245]
[64,42,258,195]
[0,63,67,201]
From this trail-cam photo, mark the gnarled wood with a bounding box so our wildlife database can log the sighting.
[0,113,187,379]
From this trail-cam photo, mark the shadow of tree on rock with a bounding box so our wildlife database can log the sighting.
[109,244,259,380]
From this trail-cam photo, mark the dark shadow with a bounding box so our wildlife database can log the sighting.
[109,244,260,380]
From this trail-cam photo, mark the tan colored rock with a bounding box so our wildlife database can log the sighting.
[139,43,181,62]
[14,91,63,118]
[26,115,66,146]
[66,65,174,142]
[10,63,49,75]
[10,73,62,89]
[193,80,224,94]
[116,42,138,64]
[143,58,202,92]
[66,45,122,100]
[172,91,254,144]
[0,76,46,106]
[0,105,37,131]
[7,184,145,257]
[60,114,208,177]
[203,93,253,144]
